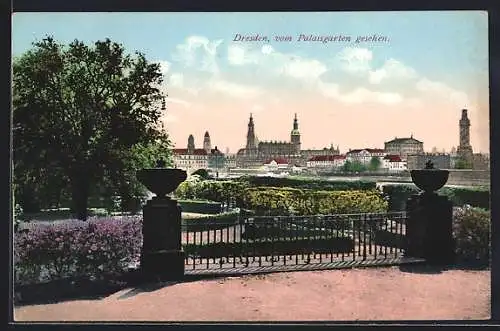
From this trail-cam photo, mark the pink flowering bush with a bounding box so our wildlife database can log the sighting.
[14,216,142,285]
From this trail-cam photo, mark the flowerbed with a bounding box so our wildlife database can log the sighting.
[14,216,142,286]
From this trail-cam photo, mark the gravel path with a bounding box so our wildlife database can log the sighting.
[14,266,490,321]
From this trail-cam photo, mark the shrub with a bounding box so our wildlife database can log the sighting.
[440,187,490,210]
[178,199,222,214]
[453,206,490,266]
[14,216,142,286]
[382,184,419,211]
[237,176,377,191]
[182,211,241,231]
[240,187,388,216]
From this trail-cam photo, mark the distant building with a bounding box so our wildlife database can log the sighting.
[407,153,451,170]
[173,134,209,173]
[263,157,289,171]
[456,109,474,167]
[236,113,340,168]
[382,154,407,172]
[346,148,385,165]
[306,155,346,169]
[384,135,424,160]
[473,153,490,170]
[203,131,212,153]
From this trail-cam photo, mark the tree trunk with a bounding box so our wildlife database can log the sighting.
[70,173,90,221]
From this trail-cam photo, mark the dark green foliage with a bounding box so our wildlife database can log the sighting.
[191,169,211,179]
[382,184,490,211]
[453,206,490,266]
[182,211,240,231]
[13,36,172,220]
[237,176,377,191]
[439,187,490,210]
[341,160,367,173]
[178,200,222,214]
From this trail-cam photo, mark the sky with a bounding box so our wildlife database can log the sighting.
[12,11,490,154]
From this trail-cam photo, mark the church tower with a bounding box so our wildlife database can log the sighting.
[203,131,211,153]
[457,109,474,167]
[187,134,195,154]
[246,113,257,151]
[290,113,301,154]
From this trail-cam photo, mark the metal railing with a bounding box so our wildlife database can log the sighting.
[181,211,407,270]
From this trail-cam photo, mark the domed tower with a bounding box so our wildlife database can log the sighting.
[290,113,301,154]
[187,134,195,154]
[203,131,211,153]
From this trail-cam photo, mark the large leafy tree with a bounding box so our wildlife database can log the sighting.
[13,36,171,220]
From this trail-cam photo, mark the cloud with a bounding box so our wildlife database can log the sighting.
[156,60,171,76]
[280,57,328,82]
[318,81,403,105]
[172,35,223,74]
[169,73,184,88]
[335,47,373,74]
[416,78,470,107]
[208,78,263,99]
[227,44,259,66]
[168,97,192,108]
[369,59,417,84]
[251,104,265,113]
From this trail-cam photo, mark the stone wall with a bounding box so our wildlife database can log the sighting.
[446,169,490,186]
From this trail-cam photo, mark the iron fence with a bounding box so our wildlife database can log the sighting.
[181,211,407,270]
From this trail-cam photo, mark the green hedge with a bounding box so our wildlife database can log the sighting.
[238,176,377,191]
[382,184,490,211]
[182,211,241,231]
[178,199,222,214]
[241,187,388,216]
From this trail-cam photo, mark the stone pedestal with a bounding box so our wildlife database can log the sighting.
[140,196,185,280]
[406,192,455,264]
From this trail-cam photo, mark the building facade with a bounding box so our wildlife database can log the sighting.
[236,113,340,168]
[382,155,407,172]
[306,155,346,169]
[346,148,386,165]
[172,134,209,173]
[384,135,424,159]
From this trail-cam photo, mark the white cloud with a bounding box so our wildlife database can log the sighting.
[416,78,470,107]
[169,73,184,88]
[156,60,171,76]
[227,44,259,66]
[172,35,223,74]
[336,47,373,73]
[280,58,328,82]
[208,78,263,99]
[168,97,192,108]
[251,104,265,113]
[369,59,417,84]
[318,81,403,105]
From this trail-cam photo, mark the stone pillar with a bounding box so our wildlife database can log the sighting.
[406,192,454,264]
[137,167,187,281]
[405,162,455,265]
[140,196,185,280]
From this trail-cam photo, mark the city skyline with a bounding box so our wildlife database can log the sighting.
[12,11,490,154]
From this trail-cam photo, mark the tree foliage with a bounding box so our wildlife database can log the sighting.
[13,36,171,220]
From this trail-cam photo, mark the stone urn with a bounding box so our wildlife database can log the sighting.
[136,161,187,280]
[410,160,449,194]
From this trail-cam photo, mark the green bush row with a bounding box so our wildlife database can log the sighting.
[237,176,377,191]
[382,184,490,211]
[240,187,388,216]
[178,199,222,214]
[182,211,241,231]
[453,206,490,266]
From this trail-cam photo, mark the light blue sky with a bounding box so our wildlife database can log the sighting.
[11,12,490,153]
[12,11,488,88]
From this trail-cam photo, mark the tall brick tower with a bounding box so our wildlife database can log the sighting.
[457,109,474,167]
